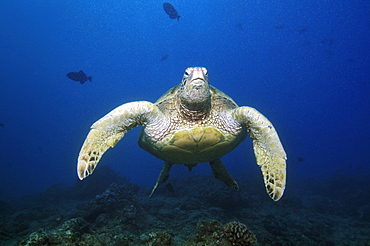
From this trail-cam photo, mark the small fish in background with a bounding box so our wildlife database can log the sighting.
[66,70,92,84]
[165,183,175,193]
[297,27,308,34]
[163,2,180,21]
[160,54,169,61]
[0,123,4,127]
[324,49,335,55]
[236,23,245,31]
[273,24,285,29]
[297,157,304,162]
[321,38,334,46]
[301,41,312,47]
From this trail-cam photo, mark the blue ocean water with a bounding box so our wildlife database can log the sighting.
[0,0,369,207]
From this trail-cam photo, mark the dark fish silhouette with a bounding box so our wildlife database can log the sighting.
[298,157,304,162]
[297,27,308,34]
[160,54,169,61]
[0,123,4,127]
[163,2,180,21]
[321,38,334,46]
[66,70,92,84]
[273,24,285,29]
[324,49,335,55]
[236,23,245,31]
[165,183,174,192]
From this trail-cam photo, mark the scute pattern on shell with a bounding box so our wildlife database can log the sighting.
[223,221,257,246]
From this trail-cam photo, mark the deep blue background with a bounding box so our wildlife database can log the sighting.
[0,0,369,200]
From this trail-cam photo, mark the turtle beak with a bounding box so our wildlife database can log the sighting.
[186,67,209,91]
[190,80,205,90]
[190,67,207,81]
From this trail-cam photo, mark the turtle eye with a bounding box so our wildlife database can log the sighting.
[203,68,208,75]
[183,71,190,85]
[184,67,193,77]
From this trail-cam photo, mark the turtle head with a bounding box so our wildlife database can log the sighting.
[179,67,211,112]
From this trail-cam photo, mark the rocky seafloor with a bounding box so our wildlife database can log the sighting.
[0,166,369,246]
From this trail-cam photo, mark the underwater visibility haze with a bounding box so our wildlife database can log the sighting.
[0,0,369,245]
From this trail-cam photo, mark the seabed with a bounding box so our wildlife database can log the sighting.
[1,166,369,246]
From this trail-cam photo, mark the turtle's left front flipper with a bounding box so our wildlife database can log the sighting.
[232,106,287,201]
[77,101,165,180]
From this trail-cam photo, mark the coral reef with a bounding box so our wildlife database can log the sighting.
[19,218,90,246]
[178,176,250,209]
[140,230,173,246]
[18,217,134,246]
[223,221,257,246]
[186,220,224,245]
[72,165,129,200]
[1,171,370,245]
[185,220,256,246]
[83,182,139,224]
[17,181,142,246]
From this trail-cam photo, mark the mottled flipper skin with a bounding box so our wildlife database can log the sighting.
[232,107,286,201]
[77,101,165,180]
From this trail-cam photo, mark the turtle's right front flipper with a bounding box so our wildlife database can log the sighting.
[77,101,165,180]
[232,106,287,201]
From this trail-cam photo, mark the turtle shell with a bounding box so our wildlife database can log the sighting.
[138,84,248,164]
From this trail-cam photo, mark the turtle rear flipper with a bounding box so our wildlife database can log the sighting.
[232,106,287,201]
[210,159,239,190]
[149,161,173,197]
[77,101,165,180]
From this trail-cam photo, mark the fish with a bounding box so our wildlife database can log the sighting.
[321,38,334,46]
[160,54,169,61]
[329,38,334,45]
[236,23,245,31]
[273,24,285,29]
[163,2,180,21]
[297,27,308,34]
[66,70,92,84]
[301,41,312,47]
[0,123,4,127]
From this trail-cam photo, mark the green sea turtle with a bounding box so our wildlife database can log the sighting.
[77,67,287,201]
